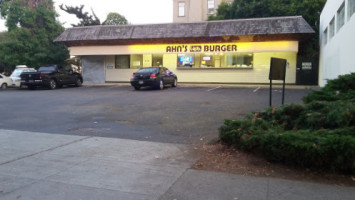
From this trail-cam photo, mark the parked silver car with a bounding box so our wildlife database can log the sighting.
[0,74,12,89]
[10,67,36,87]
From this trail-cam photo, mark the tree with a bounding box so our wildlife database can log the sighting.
[0,0,10,13]
[59,4,101,27]
[59,4,128,27]
[209,0,327,58]
[0,0,69,68]
[102,12,128,25]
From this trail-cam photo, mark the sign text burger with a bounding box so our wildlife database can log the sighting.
[166,44,237,53]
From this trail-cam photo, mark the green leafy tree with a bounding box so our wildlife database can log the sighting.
[0,0,69,68]
[102,12,128,25]
[0,0,10,13]
[209,0,327,57]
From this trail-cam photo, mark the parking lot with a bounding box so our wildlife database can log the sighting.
[0,85,311,144]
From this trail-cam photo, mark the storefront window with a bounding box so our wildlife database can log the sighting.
[178,54,195,67]
[152,54,163,66]
[228,53,253,68]
[131,55,143,69]
[201,53,214,67]
[113,55,143,69]
[115,55,130,69]
[177,53,253,68]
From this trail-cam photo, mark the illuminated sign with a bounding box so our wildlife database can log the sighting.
[70,41,299,56]
[166,44,237,53]
[203,56,211,61]
[190,46,202,52]
[179,56,193,63]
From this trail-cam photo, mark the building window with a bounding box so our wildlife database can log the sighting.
[131,55,143,69]
[208,0,215,15]
[152,54,163,67]
[349,0,355,20]
[201,53,214,67]
[225,0,233,5]
[177,53,253,68]
[178,54,195,67]
[329,17,335,39]
[115,55,130,69]
[178,2,185,17]
[337,2,345,32]
[225,53,253,68]
[323,28,328,45]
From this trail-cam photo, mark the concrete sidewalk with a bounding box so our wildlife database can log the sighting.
[0,130,354,200]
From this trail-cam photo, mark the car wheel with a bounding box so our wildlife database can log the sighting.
[48,79,57,90]
[159,80,164,90]
[1,83,7,89]
[134,86,140,90]
[75,78,82,87]
[172,78,177,87]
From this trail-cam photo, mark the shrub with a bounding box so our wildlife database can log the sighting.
[303,73,355,103]
[219,72,355,174]
[220,120,355,173]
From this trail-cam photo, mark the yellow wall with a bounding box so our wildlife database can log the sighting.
[104,52,297,84]
[163,54,177,69]
[143,55,152,67]
[76,41,298,84]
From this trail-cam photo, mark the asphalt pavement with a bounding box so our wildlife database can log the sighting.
[0,84,311,144]
[1,84,354,199]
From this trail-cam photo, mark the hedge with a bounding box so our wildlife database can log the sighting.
[219,73,355,174]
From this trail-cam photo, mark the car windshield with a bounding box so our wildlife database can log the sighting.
[10,69,23,77]
[137,68,159,74]
[38,66,56,72]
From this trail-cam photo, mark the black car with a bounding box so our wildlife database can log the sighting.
[20,64,82,90]
[130,67,177,90]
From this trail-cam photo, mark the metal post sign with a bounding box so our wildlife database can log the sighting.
[269,57,287,106]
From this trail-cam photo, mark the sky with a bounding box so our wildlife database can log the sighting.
[0,0,173,31]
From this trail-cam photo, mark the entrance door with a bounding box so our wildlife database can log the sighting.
[296,57,318,85]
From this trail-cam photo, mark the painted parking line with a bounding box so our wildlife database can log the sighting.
[253,86,261,93]
[206,86,222,92]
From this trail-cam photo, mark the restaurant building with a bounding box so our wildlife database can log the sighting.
[55,16,314,84]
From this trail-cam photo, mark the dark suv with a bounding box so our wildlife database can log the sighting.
[20,64,83,89]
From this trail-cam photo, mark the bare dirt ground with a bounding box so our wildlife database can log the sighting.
[192,142,355,187]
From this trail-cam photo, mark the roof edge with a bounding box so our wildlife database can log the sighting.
[61,16,307,30]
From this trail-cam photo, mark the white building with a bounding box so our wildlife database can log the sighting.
[173,0,233,23]
[319,0,355,86]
